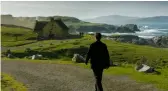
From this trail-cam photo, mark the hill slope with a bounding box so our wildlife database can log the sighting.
[1,26,168,68]
[84,15,138,25]
[84,15,168,25]
[1,26,37,42]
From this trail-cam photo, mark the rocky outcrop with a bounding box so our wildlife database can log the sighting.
[75,24,140,33]
[110,35,147,44]
[124,24,140,31]
[152,36,168,47]
[116,24,140,33]
[72,54,85,63]
[108,35,168,48]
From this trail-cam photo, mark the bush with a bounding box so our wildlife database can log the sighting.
[6,49,11,55]
[136,56,168,69]
[147,58,168,69]
[25,48,31,53]
[136,56,148,65]
[72,42,80,45]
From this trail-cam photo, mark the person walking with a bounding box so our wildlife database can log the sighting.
[85,33,110,91]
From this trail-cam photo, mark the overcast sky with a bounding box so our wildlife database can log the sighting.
[1,1,168,19]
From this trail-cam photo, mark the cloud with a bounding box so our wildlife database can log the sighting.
[1,1,168,19]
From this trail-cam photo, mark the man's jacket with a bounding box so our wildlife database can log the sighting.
[86,41,110,69]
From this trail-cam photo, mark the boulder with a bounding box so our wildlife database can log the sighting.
[32,54,43,60]
[7,54,14,58]
[72,54,85,63]
[135,64,155,73]
[32,55,36,60]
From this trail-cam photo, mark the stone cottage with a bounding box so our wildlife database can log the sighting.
[34,18,69,39]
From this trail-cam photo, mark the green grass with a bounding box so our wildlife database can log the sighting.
[105,66,168,90]
[103,39,168,64]
[2,33,168,67]
[1,73,27,91]
[1,26,37,42]
[1,40,36,47]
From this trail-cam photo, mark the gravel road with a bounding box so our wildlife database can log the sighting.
[1,61,161,91]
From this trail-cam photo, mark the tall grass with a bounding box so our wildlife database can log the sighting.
[1,73,27,91]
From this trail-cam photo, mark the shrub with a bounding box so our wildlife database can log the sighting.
[72,42,80,45]
[147,58,168,69]
[25,48,31,53]
[136,56,148,65]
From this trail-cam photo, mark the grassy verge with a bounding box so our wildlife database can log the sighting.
[2,58,168,90]
[1,73,27,91]
[105,66,168,90]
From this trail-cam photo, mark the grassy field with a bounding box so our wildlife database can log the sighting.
[1,26,37,42]
[2,36,168,68]
[1,26,168,90]
[1,26,168,67]
[1,73,27,91]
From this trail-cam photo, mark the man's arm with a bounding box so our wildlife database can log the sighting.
[85,45,92,65]
[105,45,110,68]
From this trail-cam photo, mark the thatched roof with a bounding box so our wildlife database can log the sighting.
[33,19,69,32]
[34,21,48,32]
[55,19,69,30]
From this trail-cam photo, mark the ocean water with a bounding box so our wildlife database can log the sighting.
[89,24,168,39]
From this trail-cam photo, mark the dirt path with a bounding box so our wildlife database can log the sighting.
[1,61,160,91]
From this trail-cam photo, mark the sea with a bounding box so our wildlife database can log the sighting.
[89,23,168,39]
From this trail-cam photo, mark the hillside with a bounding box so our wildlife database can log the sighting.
[84,15,168,25]
[1,26,37,42]
[84,15,138,25]
[137,16,168,24]
[1,14,140,33]
[1,26,168,68]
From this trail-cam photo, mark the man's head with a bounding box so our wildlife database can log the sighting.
[95,33,102,41]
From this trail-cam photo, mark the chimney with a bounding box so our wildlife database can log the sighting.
[36,17,39,21]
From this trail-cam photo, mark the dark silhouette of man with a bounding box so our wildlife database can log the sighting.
[85,33,110,91]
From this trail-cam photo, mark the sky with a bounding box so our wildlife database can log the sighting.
[1,1,168,19]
